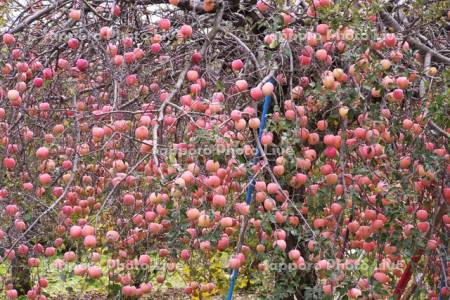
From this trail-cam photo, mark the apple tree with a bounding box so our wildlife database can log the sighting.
[0,0,449,299]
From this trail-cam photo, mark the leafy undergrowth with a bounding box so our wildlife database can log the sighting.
[46,290,186,300]
[43,291,258,300]
[1,256,184,299]
[0,254,262,299]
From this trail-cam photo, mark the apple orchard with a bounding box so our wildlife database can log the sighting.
[0,0,449,299]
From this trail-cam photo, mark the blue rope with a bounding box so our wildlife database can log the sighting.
[226,269,239,300]
[225,78,275,300]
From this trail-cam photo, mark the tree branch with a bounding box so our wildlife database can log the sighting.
[8,0,71,34]
[380,12,450,65]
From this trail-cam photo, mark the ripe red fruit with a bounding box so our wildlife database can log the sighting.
[122,37,133,48]
[317,0,332,7]
[159,18,171,30]
[112,5,121,16]
[399,156,411,169]
[36,147,49,160]
[267,183,280,194]
[324,146,337,158]
[396,76,410,89]
[235,80,248,92]
[69,225,82,238]
[373,272,390,283]
[293,173,307,186]
[2,33,16,45]
[323,284,332,295]
[231,59,244,71]
[113,55,124,66]
[151,43,161,53]
[83,235,97,248]
[33,77,44,87]
[348,221,360,233]
[248,118,260,129]
[180,249,191,260]
[139,254,151,265]
[186,70,199,82]
[288,249,301,260]
[44,247,56,257]
[76,59,89,71]
[99,27,113,40]
[73,264,87,276]
[92,127,105,140]
[228,257,241,269]
[220,217,233,228]
[186,208,200,220]
[190,83,201,94]
[392,89,404,101]
[250,87,263,101]
[299,55,312,65]
[87,266,102,279]
[123,194,136,206]
[316,259,328,270]
[315,49,328,61]
[179,25,193,39]
[264,34,275,45]
[7,89,20,102]
[3,157,16,170]
[316,24,329,35]
[363,241,376,252]
[69,9,81,21]
[330,203,342,215]
[348,288,362,298]
[417,221,430,233]
[124,52,136,64]
[6,289,18,299]
[105,230,119,242]
[6,204,18,216]
[384,33,397,47]
[67,38,79,49]
[416,209,428,221]
[62,248,80,261]
[38,173,52,185]
[191,52,202,64]
[11,48,22,60]
[402,119,413,130]
[126,74,138,86]
[444,187,450,201]
[263,198,275,211]
[281,13,293,26]
[427,239,438,250]
[58,58,69,69]
[256,0,269,12]
[262,82,274,96]
[317,120,328,131]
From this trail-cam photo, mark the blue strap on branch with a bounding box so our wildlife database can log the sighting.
[225,78,275,300]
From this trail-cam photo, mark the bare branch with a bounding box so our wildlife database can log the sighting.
[380,12,450,65]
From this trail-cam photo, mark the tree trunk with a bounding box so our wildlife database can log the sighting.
[280,233,317,300]
[11,255,31,295]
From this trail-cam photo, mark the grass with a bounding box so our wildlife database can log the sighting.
[0,255,188,299]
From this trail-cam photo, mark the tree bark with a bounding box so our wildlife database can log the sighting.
[280,233,317,300]
[11,256,31,295]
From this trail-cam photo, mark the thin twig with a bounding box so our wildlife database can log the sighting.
[380,12,450,65]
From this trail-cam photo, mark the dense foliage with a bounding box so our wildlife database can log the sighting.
[0,0,449,299]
